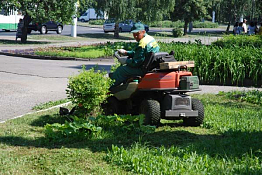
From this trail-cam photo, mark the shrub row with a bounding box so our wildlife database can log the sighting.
[212,35,262,48]
[148,20,218,28]
[88,20,104,25]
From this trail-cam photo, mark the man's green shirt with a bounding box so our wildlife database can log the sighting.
[126,34,160,68]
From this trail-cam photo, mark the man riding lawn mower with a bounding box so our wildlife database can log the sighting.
[104,50,205,127]
[61,23,204,127]
[105,22,204,127]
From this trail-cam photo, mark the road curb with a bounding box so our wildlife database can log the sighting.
[0,102,72,124]
[0,51,114,62]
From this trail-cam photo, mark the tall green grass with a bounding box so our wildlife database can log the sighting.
[159,42,262,86]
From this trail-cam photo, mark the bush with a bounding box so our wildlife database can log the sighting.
[193,21,219,28]
[148,20,219,28]
[149,20,184,28]
[172,28,184,37]
[66,66,112,117]
[89,20,104,25]
[212,35,262,48]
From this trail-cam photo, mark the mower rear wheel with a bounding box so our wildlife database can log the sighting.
[183,98,204,126]
[103,96,120,115]
[140,99,161,126]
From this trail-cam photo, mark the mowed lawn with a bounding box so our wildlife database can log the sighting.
[0,94,262,174]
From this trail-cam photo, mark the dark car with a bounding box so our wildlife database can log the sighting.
[27,21,63,34]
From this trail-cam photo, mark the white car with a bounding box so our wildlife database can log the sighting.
[103,19,115,33]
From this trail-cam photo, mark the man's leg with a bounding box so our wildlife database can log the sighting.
[111,65,143,88]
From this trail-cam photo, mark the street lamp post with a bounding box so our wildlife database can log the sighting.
[71,2,78,38]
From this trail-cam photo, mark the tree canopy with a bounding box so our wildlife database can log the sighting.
[93,0,175,37]
[0,0,84,43]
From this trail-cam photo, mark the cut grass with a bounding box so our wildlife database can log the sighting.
[0,94,261,174]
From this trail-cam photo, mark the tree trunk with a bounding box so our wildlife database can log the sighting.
[183,21,188,35]
[114,22,119,38]
[21,14,31,43]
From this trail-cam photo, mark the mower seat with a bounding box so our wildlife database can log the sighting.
[142,52,176,73]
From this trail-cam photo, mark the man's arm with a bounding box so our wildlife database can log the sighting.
[126,46,145,67]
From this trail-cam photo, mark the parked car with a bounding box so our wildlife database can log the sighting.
[119,20,149,33]
[103,19,149,33]
[103,19,115,33]
[27,21,63,34]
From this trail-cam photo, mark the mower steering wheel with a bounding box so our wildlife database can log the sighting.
[114,51,128,60]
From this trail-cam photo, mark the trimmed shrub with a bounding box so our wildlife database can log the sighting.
[148,20,219,28]
[66,66,113,117]
[193,21,219,28]
[212,35,262,48]
[89,20,104,25]
[172,28,184,37]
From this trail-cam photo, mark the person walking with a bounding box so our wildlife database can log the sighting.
[242,19,247,34]
[258,22,262,35]
[237,22,244,35]
[110,22,160,88]
[16,18,24,41]
[248,21,256,35]
[233,22,239,35]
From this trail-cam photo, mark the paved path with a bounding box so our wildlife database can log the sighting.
[0,55,112,122]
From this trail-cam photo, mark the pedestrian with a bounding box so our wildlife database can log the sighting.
[242,19,247,34]
[110,22,160,89]
[233,22,239,35]
[237,22,244,35]
[258,22,262,35]
[16,18,23,41]
[248,21,256,35]
[254,22,259,34]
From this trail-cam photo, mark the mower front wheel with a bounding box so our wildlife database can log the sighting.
[140,99,161,126]
[183,98,204,126]
[103,96,121,115]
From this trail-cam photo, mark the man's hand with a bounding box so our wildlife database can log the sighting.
[117,49,127,55]
[118,57,127,65]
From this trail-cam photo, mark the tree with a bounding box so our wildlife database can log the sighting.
[170,0,208,35]
[0,0,89,43]
[93,0,175,38]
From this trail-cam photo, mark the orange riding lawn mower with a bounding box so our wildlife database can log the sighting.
[103,51,204,126]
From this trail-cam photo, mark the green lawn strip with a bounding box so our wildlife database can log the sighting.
[0,94,262,174]
[35,45,107,59]
[106,94,262,174]
[0,109,130,175]
[32,99,70,111]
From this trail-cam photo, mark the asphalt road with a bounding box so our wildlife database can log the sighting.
[0,25,103,36]
[0,24,225,37]
[0,55,113,122]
